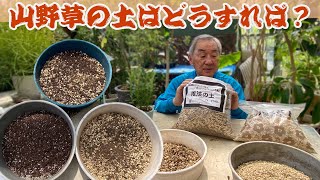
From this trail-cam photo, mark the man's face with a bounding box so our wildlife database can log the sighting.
[189,39,219,77]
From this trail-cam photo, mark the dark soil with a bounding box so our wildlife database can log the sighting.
[2,111,72,179]
[39,51,106,105]
[139,106,152,112]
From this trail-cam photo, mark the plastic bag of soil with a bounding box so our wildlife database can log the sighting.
[173,76,235,139]
[234,105,315,153]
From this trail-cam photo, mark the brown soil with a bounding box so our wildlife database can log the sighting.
[2,111,72,179]
[160,142,200,172]
[39,51,106,105]
[79,112,152,180]
[139,106,153,112]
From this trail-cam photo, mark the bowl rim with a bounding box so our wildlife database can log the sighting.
[228,140,320,178]
[157,129,208,175]
[33,39,112,109]
[75,102,163,180]
[0,100,76,180]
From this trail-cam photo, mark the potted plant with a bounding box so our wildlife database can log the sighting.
[0,23,54,99]
[256,19,320,124]
[112,70,130,103]
[97,28,131,103]
[128,67,156,118]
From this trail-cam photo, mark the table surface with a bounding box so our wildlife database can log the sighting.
[55,105,320,180]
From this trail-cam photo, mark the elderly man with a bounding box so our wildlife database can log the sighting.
[155,34,248,119]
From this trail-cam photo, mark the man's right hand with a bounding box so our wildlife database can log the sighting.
[173,79,193,106]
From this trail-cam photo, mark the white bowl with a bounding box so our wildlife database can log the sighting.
[154,129,207,180]
[0,100,75,180]
[75,102,163,180]
[229,141,320,180]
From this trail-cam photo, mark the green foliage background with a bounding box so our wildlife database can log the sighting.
[0,23,54,91]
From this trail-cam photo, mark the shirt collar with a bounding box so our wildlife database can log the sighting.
[193,70,219,78]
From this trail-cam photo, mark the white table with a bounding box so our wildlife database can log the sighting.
[57,106,320,180]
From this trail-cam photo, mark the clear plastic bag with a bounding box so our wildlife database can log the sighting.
[239,101,305,121]
[234,105,315,153]
[173,76,235,139]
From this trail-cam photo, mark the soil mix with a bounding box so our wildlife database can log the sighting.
[159,142,200,172]
[39,51,106,105]
[79,112,152,180]
[236,160,311,180]
[2,111,72,179]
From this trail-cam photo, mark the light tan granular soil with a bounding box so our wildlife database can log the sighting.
[236,160,311,180]
[159,142,200,172]
[39,51,106,105]
[173,107,235,139]
[79,112,152,180]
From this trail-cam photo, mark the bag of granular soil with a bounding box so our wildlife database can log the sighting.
[234,105,315,153]
[173,76,235,139]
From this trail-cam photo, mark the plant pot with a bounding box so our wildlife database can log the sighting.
[12,75,40,99]
[105,93,118,103]
[229,141,320,180]
[114,85,131,103]
[300,91,320,124]
[75,102,163,180]
[0,100,75,180]
[142,105,154,119]
[34,39,112,109]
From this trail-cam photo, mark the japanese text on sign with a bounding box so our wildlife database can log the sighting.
[185,85,225,109]
[8,2,310,30]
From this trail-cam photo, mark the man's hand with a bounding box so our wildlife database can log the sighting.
[173,79,193,106]
[226,85,239,110]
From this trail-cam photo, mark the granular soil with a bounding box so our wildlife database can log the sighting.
[2,111,72,179]
[39,50,106,105]
[174,107,235,139]
[159,142,200,172]
[236,160,311,180]
[79,112,152,180]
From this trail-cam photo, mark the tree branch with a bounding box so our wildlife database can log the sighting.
[283,31,297,104]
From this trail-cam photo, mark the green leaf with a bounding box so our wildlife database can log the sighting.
[293,85,305,104]
[299,87,314,118]
[269,28,275,34]
[301,40,317,56]
[312,102,320,124]
[311,25,320,32]
[164,31,170,38]
[280,88,290,103]
[299,78,315,89]
[313,66,320,75]
[100,37,107,49]
[262,86,270,102]
[218,51,241,69]
[270,84,281,102]
[274,77,285,84]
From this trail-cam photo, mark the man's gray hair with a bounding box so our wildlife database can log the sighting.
[188,34,222,55]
